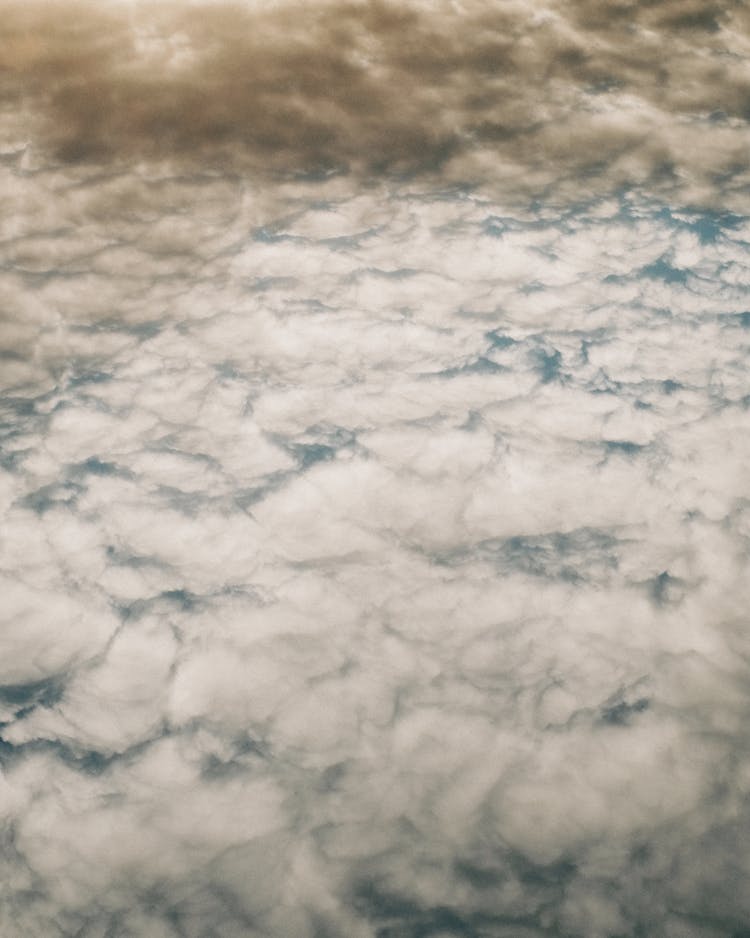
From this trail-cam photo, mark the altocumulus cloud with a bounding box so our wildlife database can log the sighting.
[1,2,750,938]
[2,0,750,205]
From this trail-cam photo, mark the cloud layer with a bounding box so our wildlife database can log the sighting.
[2,3,750,935]
[2,0,750,205]
[1,161,750,933]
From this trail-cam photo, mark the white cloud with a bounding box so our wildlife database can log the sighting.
[1,163,749,935]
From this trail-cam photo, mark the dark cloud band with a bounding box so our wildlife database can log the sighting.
[2,0,749,204]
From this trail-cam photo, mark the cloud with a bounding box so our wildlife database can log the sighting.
[2,6,750,932]
[1,179,750,934]
[1,0,749,206]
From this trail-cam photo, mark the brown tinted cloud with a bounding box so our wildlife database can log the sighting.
[2,0,750,203]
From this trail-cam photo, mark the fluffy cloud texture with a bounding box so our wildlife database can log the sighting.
[2,161,750,934]
[1,2,750,937]
[2,0,750,206]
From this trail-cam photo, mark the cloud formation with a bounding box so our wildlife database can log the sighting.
[2,0,750,205]
[2,4,750,934]
[1,175,750,934]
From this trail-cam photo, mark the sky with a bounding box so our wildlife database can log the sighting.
[1,2,750,936]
